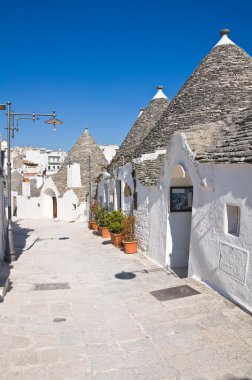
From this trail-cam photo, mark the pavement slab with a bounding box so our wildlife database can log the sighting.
[0,218,251,379]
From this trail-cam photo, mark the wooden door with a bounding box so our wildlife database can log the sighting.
[52,197,57,218]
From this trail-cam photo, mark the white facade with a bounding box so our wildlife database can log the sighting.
[1,143,67,177]
[0,139,6,262]
[99,145,119,163]
[14,172,87,223]
[47,150,67,174]
[98,133,252,312]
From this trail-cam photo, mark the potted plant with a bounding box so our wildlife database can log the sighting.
[106,210,126,248]
[89,202,100,230]
[122,215,138,254]
[95,208,110,238]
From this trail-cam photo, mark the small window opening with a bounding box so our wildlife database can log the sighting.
[124,183,132,197]
[133,192,138,210]
[72,204,77,210]
[226,205,240,236]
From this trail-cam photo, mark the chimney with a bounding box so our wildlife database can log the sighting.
[22,178,31,196]
[67,163,82,188]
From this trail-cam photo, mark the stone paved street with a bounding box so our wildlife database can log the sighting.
[0,219,252,380]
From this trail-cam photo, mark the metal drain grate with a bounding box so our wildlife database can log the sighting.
[53,317,66,323]
[34,282,71,291]
[150,285,200,301]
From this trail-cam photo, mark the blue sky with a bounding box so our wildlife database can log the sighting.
[0,0,252,151]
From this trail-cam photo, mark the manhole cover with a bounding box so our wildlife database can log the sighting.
[115,271,136,280]
[34,282,71,291]
[53,317,66,323]
[150,285,200,301]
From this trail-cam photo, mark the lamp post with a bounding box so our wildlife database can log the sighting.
[0,101,63,263]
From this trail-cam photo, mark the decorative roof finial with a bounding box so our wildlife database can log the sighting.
[215,28,235,47]
[220,29,230,36]
[137,108,145,118]
[152,85,168,100]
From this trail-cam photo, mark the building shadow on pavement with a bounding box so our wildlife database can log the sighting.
[0,261,13,301]
[12,219,34,260]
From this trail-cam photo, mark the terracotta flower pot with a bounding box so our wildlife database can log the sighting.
[110,233,123,248]
[99,227,110,238]
[122,240,138,254]
[90,221,98,231]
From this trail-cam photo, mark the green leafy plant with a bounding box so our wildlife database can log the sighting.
[122,215,136,241]
[94,207,109,227]
[106,209,126,234]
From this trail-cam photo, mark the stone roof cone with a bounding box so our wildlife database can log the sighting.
[134,29,252,163]
[109,85,170,170]
[53,127,108,200]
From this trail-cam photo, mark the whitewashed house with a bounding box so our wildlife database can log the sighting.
[97,85,170,213]
[98,30,252,312]
[14,128,108,222]
[0,138,7,263]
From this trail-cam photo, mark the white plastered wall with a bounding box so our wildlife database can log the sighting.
[134,132,252,312]
[97,165,134,214]
[16,177,86,222]
[0,175,6,261]
[58,190,86,222]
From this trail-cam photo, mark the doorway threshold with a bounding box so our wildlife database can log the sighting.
[169,267,188,279]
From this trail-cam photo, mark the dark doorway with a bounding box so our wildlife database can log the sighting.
[167,164,193,274]
[53,197,57,218]
[116,180,121,209]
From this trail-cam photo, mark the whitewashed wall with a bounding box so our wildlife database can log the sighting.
[15,177,86,223]
[190,164,252,312]
[134,133,252,312]
[58,190,86,222]
[98,164,134,214]
[0,174,6,261]
[16,195,44,219]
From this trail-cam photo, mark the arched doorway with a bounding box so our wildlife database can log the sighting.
[42,188,58,219]
[167,164,193,276]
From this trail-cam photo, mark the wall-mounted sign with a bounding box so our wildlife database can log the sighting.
[170,187,193,212]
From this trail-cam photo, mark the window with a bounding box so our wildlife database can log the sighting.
[48,165,51,169]
[226,205,240,236]
[124,183,132,197]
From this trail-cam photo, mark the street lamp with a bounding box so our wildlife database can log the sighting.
[0,101,63,263]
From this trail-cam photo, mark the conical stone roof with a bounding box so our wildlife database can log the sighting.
[109,86,169,171]
[133,31,252,165]
[52,128,108,201]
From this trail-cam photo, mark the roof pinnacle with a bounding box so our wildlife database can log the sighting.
[152,85,168,100]
[220,29,230,36]
[215,28,236,47]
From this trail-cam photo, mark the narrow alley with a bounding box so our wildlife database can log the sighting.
[0,219,251,380]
